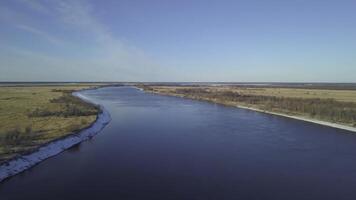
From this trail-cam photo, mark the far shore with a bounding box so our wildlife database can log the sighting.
[142,89,356,133]
[236,105,356,133]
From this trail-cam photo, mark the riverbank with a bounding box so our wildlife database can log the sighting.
[0,85,105,162]
[236,105,356,133]
[141,87,356,133]
[0,90,111,182]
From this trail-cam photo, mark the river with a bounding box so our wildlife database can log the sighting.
[1,86,356,200]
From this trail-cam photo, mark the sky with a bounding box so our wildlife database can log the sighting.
[0,0,355,82]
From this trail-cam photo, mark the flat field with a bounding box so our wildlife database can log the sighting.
[0,84,104,162]
[146,86,356,102]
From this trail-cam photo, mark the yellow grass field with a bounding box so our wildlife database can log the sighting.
[141,85,356,128]
[0,84,105,162]
[149,86,356,103]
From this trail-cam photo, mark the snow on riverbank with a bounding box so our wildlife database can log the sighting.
[0,91,111,182]
[236,105,356,133]
[145,90,356,133]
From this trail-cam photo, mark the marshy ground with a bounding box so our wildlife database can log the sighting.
[0,84,106,162]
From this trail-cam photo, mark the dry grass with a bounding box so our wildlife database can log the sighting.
[150,86,356,103]
[0,84,105,162]
[141,85,356,128]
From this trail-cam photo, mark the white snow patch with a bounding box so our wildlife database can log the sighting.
[0,91,111,182]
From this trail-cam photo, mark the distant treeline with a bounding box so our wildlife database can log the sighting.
[29,93,99,118]
[145,87,356,127]
[138,83,356,91]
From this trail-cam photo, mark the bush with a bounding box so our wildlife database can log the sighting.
[0,127,26,146]
[25,125,32,134]
[0,125,40,152]
[29,93,99,118]
[164,87,356,125]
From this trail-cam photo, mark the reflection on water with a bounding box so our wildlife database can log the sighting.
[1,87,356,200]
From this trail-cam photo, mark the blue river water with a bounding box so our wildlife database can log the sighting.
[1,86,356,200]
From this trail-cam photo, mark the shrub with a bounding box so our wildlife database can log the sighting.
[25,125,32,134]
[0,127,23,146]
[29,93,99,118]
[160,87,356,126]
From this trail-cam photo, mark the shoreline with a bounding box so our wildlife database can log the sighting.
[145,90,356,133]
[236,105,356,133]
[0,89,111,183]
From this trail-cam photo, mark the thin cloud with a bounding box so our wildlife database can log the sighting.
[0,0,164,81]
[18,0,51,14]
[52,0,124,48]
[15,24,64,46]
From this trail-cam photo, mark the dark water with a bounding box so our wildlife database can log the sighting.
[2,87,356,200]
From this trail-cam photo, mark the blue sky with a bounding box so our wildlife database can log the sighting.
[0,0,355,82]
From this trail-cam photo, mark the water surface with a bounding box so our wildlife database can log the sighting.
[1,87,356,200]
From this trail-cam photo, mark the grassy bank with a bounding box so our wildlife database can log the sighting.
[0,84,105,162]
[139,85,356,129]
